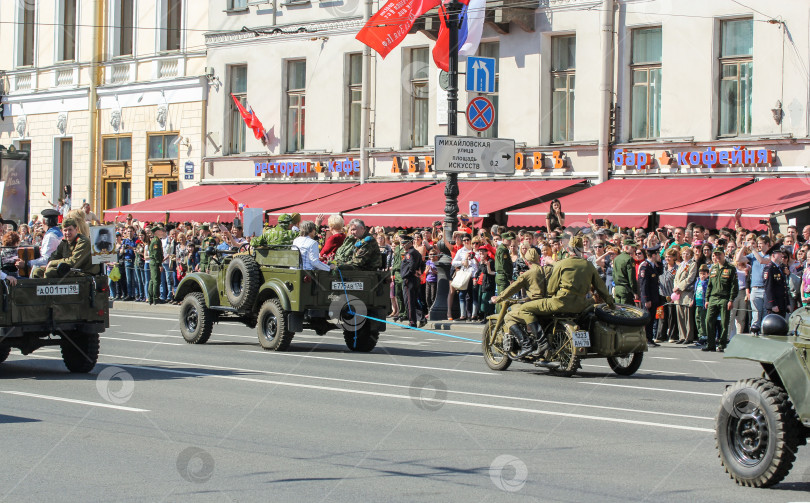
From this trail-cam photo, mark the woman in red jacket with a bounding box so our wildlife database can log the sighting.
[319,214,346,262]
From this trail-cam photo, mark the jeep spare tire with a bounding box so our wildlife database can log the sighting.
[225,255,261,311]
[595,304,649,327]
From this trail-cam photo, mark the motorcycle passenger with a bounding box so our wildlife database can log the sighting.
[515,235,615,325]
[491,248,547,358]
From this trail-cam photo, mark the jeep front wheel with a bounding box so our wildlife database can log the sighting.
[180,292,214,344]
[61,331,100,373]
[257,299,294,351]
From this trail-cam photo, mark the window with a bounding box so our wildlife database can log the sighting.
[347,53,363,150]
[286,60,306,153]
[409,48,429,148]
[228,65,247,154]
[148,134,179,160]
[117,0,134,57]
[229,0,248,9]
[59,139,73,191]
[476,42,499,138]
[161,0,182,52]
[551,35,575,143]
[17,141,31,153]
[59,0,77,61]
[20,1,36,67]
[719,18,753,136]
[630,27,662,140]
[102,136,132,162]
[147,133,179,200]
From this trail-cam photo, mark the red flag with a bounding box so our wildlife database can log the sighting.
[432,5,450,72]
[227,197,239,213]
[231,94,266,143]
[356,0,443,58]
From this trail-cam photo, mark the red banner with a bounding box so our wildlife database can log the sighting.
[356,0,442,58]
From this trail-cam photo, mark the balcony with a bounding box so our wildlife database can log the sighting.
[14,72,33,91]
[157,58,179,79]
[109,63,132,85]
[55,67,76,87]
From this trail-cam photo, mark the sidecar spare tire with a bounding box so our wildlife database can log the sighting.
[595,304,649,327]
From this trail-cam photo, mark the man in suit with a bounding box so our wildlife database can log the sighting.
[638,245,662,347]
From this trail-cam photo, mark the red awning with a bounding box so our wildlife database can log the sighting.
[507,178,752,228]
[103,183,357,223]
[265,182,436,224]
[343,180,584,227]
[658,178,810,230]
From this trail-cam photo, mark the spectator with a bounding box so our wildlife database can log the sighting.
[1,231,21,279]
[545,199,565,232]
[655,247,679,343]
[82,202,100,225]
[736,234,771,330]
[425,249,438,313]
[694,264,710,346]
[18,224,32,246]
[730,256,751,337]
[673,246,698,344]
[449,234,477,321]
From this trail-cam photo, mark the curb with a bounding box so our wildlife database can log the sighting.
[111,300,180,314]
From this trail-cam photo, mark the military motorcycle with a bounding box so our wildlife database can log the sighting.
[482,299,650,376]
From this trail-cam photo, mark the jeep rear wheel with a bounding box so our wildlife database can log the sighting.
[180,292,214,344]
[343,325,378,352]
[61,332,100,373]
[0,346,10,364]
[225,256,261,311]
[257,299,294,351]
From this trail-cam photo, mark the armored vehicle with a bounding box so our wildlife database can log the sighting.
[0,273,110,373]
[175,246,389,352]
[715,311,810,487]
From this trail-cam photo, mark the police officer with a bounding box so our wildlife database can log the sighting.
[400,235,424,328]
[612,239,638,305]
[638,245,662,346]
[495,231,515,309]
[704,248,738,352]
[763,244,791,320]
[148,226,165,305]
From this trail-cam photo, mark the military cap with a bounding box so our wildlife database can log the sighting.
[524,248,540,264]
[765,242,784,256]
[501,231,516,240]
[400,234,414,243]
[568,235,585,252]
[151,225,164,233]
[201,223,210,230]
[277,214,293,224]
[623,239,636,246]
[41,209,60,218]
[644,244,661,252]
[712,247,725,255]
[396,229,408,236]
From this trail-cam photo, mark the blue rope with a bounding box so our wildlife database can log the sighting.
[335,267,481,344]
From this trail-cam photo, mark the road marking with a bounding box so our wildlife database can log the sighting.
[168,329,255,340]
[581,364,689,376]
[0,391,148,412]
[102,337,182,346]
[650,356,678,360]
[240,350,493,375]
[690,360,718,364]
[581,382,722,397]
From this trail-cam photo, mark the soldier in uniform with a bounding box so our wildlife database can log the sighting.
[390,232,405,321]
[494,231,515,310]
[334,218,382,271]
[400,235,424,327]
[250,214,298,247]
[763,244,791,320]
[704,248,739,352]
[638,245,662,346]
[612,239,638,305]
[148,226,165,305]
[491,248,548,358]
[34,218,96,278]
[198,237,216,273]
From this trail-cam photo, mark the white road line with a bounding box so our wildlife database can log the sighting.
[241,350,493,375]
[0,391,149,412]
[650,356,678,360]
[581,364,689,376]
[691,360,718,364]
[102,337,182,346]
[581,382,722,397]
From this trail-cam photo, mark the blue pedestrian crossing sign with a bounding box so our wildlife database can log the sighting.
[466,56,496,94]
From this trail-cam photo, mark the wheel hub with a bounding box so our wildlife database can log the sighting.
[185,307,198,331]
[263,315,277,341]
[731,409,769,466]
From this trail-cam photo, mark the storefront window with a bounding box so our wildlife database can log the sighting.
[286,60,306,153]
[551,35,575,143]
[410,48,429,148]
[719,19,753,136]
[631,27,662,140]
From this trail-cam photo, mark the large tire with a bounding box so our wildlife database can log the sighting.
[343,325,379,352]
[225,255,261,311]
[0,346,10,364]
[595,303,649,327]
[482,320,512,371]
[179,292,214,344]
[549,321,579,377]
[257,299,294,351]
[607,352,644,376]
[716,378,802,487]
[61,332,100,373]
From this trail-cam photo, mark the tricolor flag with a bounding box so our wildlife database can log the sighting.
[433,0,485,71]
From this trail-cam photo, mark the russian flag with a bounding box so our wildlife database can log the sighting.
[432,0,485,71]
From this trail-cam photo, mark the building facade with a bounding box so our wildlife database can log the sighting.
[0,0,208,220]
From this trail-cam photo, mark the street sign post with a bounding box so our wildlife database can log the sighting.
[466,96,494,132]
[465,56,496,94]
[434,135,516,174]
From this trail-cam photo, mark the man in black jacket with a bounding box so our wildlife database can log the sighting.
[638,245,662,346]
[763,244,791,319]
[400,235,424,328]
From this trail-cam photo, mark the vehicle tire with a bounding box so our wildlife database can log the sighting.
[257,299,294,351]
[716,378,802,487]
[225,255,261,311]
[61,332,100,373]
[0,346,10,364]
[343,325,379,352]
[607,352,644,376]
[179,292,214,344]
[595,303,649,327]
[482,320,511,371]
[549,321,579,377]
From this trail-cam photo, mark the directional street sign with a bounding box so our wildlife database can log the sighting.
[466,56,496,94]
[434,135,516,175]
[466,96,494,132]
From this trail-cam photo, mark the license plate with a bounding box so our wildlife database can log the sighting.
[572,330,591,348]
[332,281,363,291]
[36,284,79,296]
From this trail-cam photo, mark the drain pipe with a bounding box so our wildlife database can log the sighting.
[89,0,104,210]
[596,0,614,184]
[359,0,373,184]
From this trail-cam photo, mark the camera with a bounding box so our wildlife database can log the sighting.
[759,219,769,224]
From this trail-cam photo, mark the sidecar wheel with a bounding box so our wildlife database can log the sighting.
[607,352,644,376]
[482,321,511,371]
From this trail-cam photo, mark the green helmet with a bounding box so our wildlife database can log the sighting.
[278,214,293,225]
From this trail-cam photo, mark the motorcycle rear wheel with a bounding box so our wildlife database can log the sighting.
[482,321,512,371]
[549,321,579,377]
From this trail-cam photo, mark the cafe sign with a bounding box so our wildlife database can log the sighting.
[254,159,361,176]
[614,146,776,169]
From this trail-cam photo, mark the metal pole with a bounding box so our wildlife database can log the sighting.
[359,0,373,184]
[596,0,614,184]
[429,0,462,322]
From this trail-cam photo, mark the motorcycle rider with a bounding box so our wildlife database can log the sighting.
[491,248,547,358]
[515,234,615,326]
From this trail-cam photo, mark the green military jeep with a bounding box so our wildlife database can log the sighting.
[0,273,110,373]
[174,246,390,352]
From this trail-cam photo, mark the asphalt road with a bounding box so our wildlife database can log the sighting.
[2,308,809,502]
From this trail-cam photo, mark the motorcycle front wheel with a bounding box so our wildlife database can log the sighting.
[482,320,512,371]
[549,321,579,377]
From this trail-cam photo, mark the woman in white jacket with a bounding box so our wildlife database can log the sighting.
[448,235,478,321]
